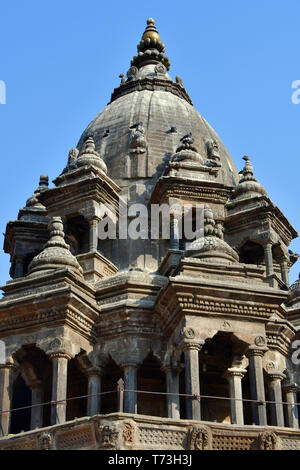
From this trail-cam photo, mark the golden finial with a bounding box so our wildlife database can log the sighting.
[142,17,161,41]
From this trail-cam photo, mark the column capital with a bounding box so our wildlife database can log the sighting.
[87,216,100,223]
[246,345,268,358]
[48,351,72,361]
[263,240,273,248]
[121,362,139,369]
[182,340,204,352]
[225,368,247,380]
[86,366,103,377]
[0,362,16,371]
[282,382,298,394]
[161,362,183,374]
[268,372,285,383]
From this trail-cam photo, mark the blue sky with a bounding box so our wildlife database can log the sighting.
[0,0,299,286]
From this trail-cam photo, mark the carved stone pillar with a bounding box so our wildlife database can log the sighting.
[50,352,70,425]
[0,363,14,436]
[87,367,102,416]
[268,372,285,427]
[14,255,25,278]
[184,343,202,421]
[89,217,99,252]
[246,345,268,425]
[30,381,44,430]
[170,216,180,250]
[162,365,180,419]
[283,383,299,428]
[280,258,289,286]
[123,364,137,414]
[225,368,246,425]
[264,242,274,277]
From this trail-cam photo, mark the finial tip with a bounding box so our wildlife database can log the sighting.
[147,18,155,25]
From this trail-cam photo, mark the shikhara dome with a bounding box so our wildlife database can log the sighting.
[1,18,300,450]
[77,19,239,196]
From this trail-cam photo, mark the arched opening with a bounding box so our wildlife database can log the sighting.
[100,357,123,414]
[10,375,32,434]
[272,243,287,280]
[137,353,166,417]
[11,346,52,433]
[179,352,186,418]
[240,241,264,265]
[241,369,253,425]
[64,215,89,255]
[199,333,232,423]
[66,356,88,421]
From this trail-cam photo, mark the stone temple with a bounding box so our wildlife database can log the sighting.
[1,18,300,451]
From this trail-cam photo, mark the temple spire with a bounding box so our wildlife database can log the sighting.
[131,18,170,71]
[233,156,267,200]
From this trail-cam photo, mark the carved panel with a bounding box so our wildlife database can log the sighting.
[280,437,300,450]
[55,425,96,450]
[1,437,37,450]
[138,426,186,448]
[212,434,256,450]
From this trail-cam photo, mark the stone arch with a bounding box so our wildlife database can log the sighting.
[100,355,123,414]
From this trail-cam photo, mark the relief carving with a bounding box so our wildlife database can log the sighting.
[98,424,119,448]
[123,420,136,445]
[38,432,53,450]
[188,425,211,450]
[258,431,278,450]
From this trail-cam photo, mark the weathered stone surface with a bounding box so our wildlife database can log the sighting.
[0,17,299,450]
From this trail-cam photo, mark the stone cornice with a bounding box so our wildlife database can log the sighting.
[226,197,298,244]
[265,320,295,355]
[155,273,288,335]
[40,173,121,215]
[1,267,96,299]
[0,270,99,340]
[149,177,233,206]
[110,77,193,105]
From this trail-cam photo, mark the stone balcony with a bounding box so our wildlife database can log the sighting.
[1,412,300,450]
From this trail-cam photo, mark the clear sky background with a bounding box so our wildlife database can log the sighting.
[0,0,299,287]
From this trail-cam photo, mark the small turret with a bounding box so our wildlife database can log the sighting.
[27,217,83,277]
[77,136,107,173]
[233,156,267,200]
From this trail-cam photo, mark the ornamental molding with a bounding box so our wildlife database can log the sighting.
[110,76,193,106]
[157,292,278,321]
